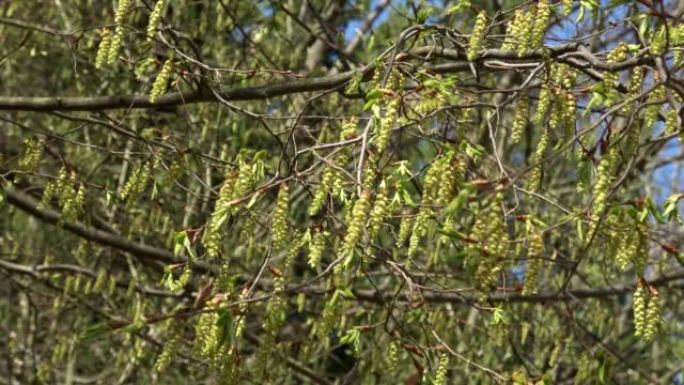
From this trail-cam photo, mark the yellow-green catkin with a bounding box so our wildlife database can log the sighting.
[341,190,372,260]
[95,29,111,69]
[650,25,667,57]
[470,193,508,291]
[674,24,684,66]
[516,9,535,56]
[633,282,647,338]
[387,340,400,372]
[502,10,522,51]
[315,290,345,341]
[203,170,236,258]
[530,0,550,48]
[271,183,290,251]
[620,68,645,154]
[665,109,679,136]
[18,136,45,173]
[39,169,82,223]
[234,288,249,341]
[644,80,665,131]
[308,229,327,269]
[194,300,221,360]
[548,95,563,131]
[92,269,107,294]
[375,97,400,152]
[614,221,648,273]
[362,153,379,191]
[526,129,549,192]
[375,71,402,152]
[263,272,287,335]
[437,154,464,206]
[591,147,616,222]
[150,59,173,103]
[146,0,167,41]
[558,64,577,90]
[120,162,152,202]
[563,0,573,16]
[309,167,335,216]
[622,66,643,115]
[467,11,487,61]
[433,352,449,385]
[108,0,131,64]
[309,121,357,216]
[61,183,85,223]
[534,85,552,125]
[408,156,449,257]
[522,233,543,295]
[549,340,563,367]
[520,322,531,345]
[38,181,56,210]
[563,92,577,133]
[512,94,529,144]
[633,224,648,275]
[397,213,414,247]
[154,321,183,372]
[641,288,661,341]
[368,181,389,239]
[603,43,628,104]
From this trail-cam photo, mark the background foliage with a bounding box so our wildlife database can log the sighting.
[1,0,684,384]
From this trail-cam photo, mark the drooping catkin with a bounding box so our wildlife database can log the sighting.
[120,161,152,202]
[309,121,357,216]
[603,43,628,105]
[633,282,647,338]
[644,73,665,131]
[563,0,573,16]
[203,170,237,259]
[308,229,327,269]
[467,11,487,61]
[386,340,400,372]
[368,181,389,239]
[470,193,508,291]
[591,147,617,223]
[408,155,450,257]
[397,213,414,247]
[433,353,449,385]
[150,59,173,103]
[154,321,183,372]
[18,136,45,173]
[108,0,132,64]
[512,94,529,144]
[375,97,399,153]
[501,10,522,51]
[641,288,661,341]
[665,109,679,136]
[95,29,111,68]
[146,0,167,41]
[526,129,549,192]
[533,85,552,125]
[375,71,402,152]
[61,183,85,224]
[650,25,667,56]
[623,66,644,115]
[522,233,544,294]
[341,190,372,260]
[516,9,535,56]
[674,24,684,66]
[271,183,290,251]
[530,0,550,48]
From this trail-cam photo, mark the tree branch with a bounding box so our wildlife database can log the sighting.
[0,43,586,112]
[1,184,214,274]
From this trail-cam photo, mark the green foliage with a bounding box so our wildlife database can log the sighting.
[1,1,684,384]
